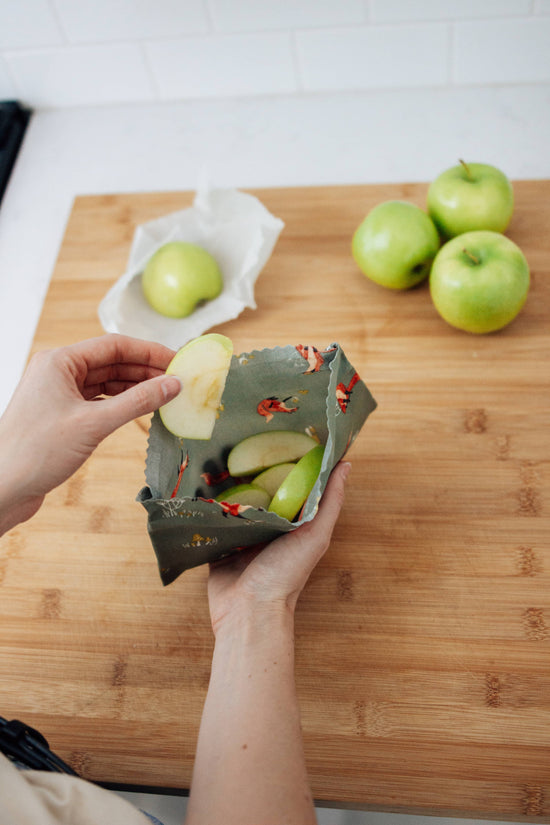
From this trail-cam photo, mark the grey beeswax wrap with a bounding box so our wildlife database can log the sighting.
[138,343,376,585]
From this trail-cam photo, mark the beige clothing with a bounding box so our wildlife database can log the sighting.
[1,753,150,825]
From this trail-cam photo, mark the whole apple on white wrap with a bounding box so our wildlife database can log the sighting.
[142,241,223,318]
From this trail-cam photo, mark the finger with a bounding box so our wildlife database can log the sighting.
[209,543,266,574]
[257,461,350,570]
[83,363,167,391]
[91,373,181,437]
[302,461,350,539]
[70,334,177,373]
[82,381,141,400]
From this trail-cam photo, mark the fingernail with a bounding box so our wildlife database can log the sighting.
[341,461,351,481]
[161,375,181,401]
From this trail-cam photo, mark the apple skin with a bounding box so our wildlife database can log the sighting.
[215,483,271,509]
[429,230,529,334]
[427,162,514,238]
[352,200,440,290]
[142,241,223,318]
[253,463,295,498]
[268,444,324,521]
[159,333,233,439]
[227,431,319,477]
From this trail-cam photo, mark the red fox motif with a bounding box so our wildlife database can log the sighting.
[336,372,359,413]
[204,498,254,518]
[200,469,231,486]
[295,344,337,373]
[257,396,298,422]
[170,451,190,498]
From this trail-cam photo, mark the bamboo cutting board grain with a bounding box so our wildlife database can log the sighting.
[1,181,550,819]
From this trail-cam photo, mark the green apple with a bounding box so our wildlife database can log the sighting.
[268,444,325,521]
[429,230,529,334]
[215,483,271,509]
[427,160,514,238]
[227,431,319,477]
[142,241,223,318]
[159,333,233,438]
[352,200,440,290]
[253,463,295,497]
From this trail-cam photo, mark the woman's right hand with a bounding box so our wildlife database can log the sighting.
[207,461,350,635]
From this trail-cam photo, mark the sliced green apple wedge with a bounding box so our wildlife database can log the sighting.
[253,463,295,497]
[215,483,271,509]
[268,444,325,521]
[227,430,319,477]
[159,333,233,439]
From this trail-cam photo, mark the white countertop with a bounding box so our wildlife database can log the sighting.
[2,84,549,824]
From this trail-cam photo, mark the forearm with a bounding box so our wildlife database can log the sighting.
[186,605,316,825]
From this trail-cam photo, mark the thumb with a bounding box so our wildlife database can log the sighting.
[94,374,181,437]
[310,460,350,536]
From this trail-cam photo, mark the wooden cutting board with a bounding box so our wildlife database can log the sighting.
[1,181,549,819]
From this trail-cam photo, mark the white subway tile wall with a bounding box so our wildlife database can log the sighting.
[0,0,548,107]
[0,56,17,98]
[146,32,297,99]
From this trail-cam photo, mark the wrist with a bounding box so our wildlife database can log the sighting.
[0,438,43,536]
[0,484,43,535]
[212,597,295,646]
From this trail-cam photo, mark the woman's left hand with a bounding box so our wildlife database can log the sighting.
[0,334,180,533]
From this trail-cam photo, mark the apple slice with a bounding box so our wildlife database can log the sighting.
[227,430,319,477]
[159,333,233,439]
[268,444,325,521]
[253,463,295,497]
[215,483,271,509]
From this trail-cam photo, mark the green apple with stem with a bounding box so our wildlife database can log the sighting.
[142,241,223,318]
[427,161,514,238]
[227,430,319,477]
[253,463,295,497]
[352,200,440,290]
[429,230,529,334]
[268,444,325,521]
[215,483,271,509]
[159,333,233,438]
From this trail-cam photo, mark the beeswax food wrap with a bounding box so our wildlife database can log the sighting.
[138,343,376,585]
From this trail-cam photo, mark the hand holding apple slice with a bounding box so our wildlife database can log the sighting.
[159,333,233,439]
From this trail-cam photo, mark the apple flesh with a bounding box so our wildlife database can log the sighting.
[252,463,295,497]
[427,161,514,238]
[429,230,530,334]
[352,200,440,290]
[159,333,233,439]
[142,241,223,318]
[215,483,271,509]
[268,444,325,521]
[227,430,319,477]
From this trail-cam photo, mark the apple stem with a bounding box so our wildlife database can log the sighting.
[459,158,473,180]
[462,247,480,265]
